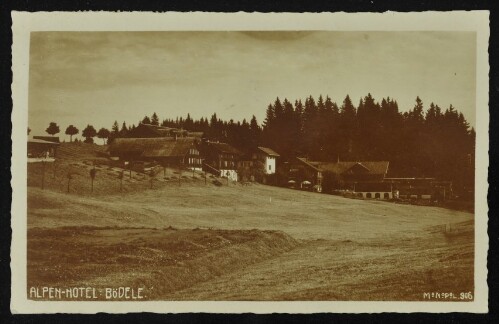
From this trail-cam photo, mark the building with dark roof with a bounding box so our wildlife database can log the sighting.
[200,141,242,181]
[285,158,391,196]
[33,136,60,143]
[28,138,60,162]
[237,146,281,183]
[108,137,202,170]
[317,161,389,183]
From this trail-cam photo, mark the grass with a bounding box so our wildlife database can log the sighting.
[26,142,475,301]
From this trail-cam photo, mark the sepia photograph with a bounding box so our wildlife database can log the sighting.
[11,11,489,313]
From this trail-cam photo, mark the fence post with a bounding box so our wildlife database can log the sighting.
[90,167,96,193]
[41,161,45,190]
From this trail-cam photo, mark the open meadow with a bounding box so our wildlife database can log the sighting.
[26,143,474,301]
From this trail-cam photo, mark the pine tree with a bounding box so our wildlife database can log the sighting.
[249,115,261,147]
[112,121,119,134]
[120,122,128,137]
[151,112,159,126]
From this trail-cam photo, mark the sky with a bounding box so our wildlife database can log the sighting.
[28,31,476,141]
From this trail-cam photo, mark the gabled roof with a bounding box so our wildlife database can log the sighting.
[296,157,322,172]
[257,147,280,157]
[204,142,242,155]
[33,136,60,143]
[109,137,197,158]
[318,161,390,176]
[28,138,60,145]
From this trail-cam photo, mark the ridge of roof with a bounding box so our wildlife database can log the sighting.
[257,146,280,157]
[296,157,321,172]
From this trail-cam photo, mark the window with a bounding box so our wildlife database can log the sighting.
[384,193,390,199]
[366,193,372,198]
[269,165,271,171]
[375,193,381,199]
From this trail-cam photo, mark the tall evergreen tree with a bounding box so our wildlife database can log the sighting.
[151,112,159,126]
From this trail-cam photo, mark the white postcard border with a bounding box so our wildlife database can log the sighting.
[11,11,490,314]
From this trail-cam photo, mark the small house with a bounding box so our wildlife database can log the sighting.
[237,146,280,182]
[286,157,323,190]
[200,141,241,181]
[255,147,279,175]
[28,138,60,162]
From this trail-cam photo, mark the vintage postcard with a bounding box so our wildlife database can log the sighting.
[11,11,489,313]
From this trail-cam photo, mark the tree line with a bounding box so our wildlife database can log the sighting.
[31,123,111,144]
[259,94,474,193]
[32,92,475,193]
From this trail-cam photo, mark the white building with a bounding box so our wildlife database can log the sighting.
[255,147,280,175]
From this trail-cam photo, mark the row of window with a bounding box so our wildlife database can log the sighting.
[221,160,235,168]
[361,192,391,199]
[187,158,202,165]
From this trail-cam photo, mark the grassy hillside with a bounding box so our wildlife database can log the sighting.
[28,183,472,240]
[28,142,223,195]
[26,143,475,301]
[28,226,298,300]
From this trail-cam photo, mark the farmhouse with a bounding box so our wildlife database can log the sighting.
[284,158,392,197]
[28,138,60,162]
[318,161,389,183]
[108,137,202,170]
[285,157,323,190]
[318,161,391,199]
[200,141,241,181]
[237,146,280,183]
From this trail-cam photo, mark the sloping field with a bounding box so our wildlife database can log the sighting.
[28,183,472,240]
[28,226,298,300]
[27,184,474,301]
[170,221,473,301]
[26,144,474,300]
